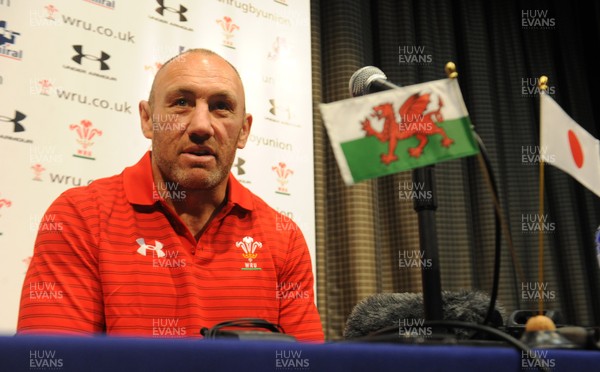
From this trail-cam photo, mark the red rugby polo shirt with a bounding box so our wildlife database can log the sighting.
[18,152,324,342]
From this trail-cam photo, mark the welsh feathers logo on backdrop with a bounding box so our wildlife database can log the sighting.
[320,78,479,185]
[217,16,239,49]
[31,164,46,181]
[272,162,293,195]
[69,119,103,160]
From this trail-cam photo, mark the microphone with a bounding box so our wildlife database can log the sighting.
[348,66,402,97]
[343,290,505,339]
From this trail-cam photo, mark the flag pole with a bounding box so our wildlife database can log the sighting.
[538,76,548,316]
[522,76,557,336]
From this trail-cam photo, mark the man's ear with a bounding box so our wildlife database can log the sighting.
[139,100,153,139]
[237,113,253,149]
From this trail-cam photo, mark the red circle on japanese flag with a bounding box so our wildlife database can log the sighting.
[568,130,584,168]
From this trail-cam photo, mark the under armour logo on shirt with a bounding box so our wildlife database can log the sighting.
[136,238,165,258]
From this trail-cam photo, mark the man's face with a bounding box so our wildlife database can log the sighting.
[139,52,252,191]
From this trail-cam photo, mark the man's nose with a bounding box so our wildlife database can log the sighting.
[186,102,214,137]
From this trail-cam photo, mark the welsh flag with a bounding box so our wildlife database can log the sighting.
[319,78,479,185]
[540,92,600,197]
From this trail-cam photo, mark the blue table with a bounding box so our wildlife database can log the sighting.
[1,335,599,372]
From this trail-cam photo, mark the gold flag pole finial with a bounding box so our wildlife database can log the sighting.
[538,75,549,91]
[445,62,458,79]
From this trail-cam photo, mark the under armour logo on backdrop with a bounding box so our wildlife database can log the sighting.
[72,45,110,71]
[0,110,26,132]
[155,0,187,22]
[136,238,165,258]
[233,157,246,176]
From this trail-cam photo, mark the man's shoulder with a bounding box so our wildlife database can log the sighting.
[240,186,303,237]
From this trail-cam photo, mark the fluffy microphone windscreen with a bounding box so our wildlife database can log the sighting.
[343,290,505,339]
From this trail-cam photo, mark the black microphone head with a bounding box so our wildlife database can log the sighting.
[349,66,388,97]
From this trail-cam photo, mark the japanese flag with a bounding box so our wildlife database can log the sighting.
[540,93,600,197]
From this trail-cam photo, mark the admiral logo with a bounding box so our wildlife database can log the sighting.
[0,20,23,60]
[72,45,110,70]
[150,0,193,31]
[83,0,116,10]
[272,162,293,195]
[266,99,299,127]
[216,16,239,49]
[69,119,103,160]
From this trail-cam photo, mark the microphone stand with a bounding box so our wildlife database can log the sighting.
[412,165,444,321]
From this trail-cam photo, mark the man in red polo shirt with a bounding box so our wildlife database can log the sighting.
[17,49,324,342]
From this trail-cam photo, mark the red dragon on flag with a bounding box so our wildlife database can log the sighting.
[361,92,454,165]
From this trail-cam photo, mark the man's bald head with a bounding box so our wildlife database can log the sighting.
[147,48,242,109]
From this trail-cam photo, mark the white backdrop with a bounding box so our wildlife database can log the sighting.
[0,0,314,334]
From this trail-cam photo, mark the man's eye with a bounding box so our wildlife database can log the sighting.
[211,102,231,111]
[175,98,188,106]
